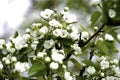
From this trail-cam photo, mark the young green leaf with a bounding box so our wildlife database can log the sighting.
[90,11,101,27]
[70,58,83,70]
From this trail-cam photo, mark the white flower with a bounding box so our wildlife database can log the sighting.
[105,33,114,41]
[62,65,67,69]
[71,44,81,54]
[86,66,96,75]
[0,39,5,49]
[40,9,53,19]
[117,34,120,40]
[49,19,62,27]
[63,12,77,23]
[53,29,62,37]
[43,39,54,49]
[6,42,15,53]
[100,60,109,69]
[60,30,68,38]
[31,23,42,29]
[5,59,10,64]
[39,26,48,34]
[14,62,29,73]
[113,59,119,65]
[50,62,59,69]
[81,31,89,40]
[37,52,46,58]
[31,40,39,50]
[64,7,69,11]
[45,57,51,62]
[64,71,73,80]
[11,36,28,50]
[25,28,31,33]
[100,72,104,77]
[108,9,116,18]
[0,63,3,70]
[70,32,79,40]
[51,49,65,64]
[11,56,17,62]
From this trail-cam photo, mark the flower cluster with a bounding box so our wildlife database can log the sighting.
[0,7,120,80]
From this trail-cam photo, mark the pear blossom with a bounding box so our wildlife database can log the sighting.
[49,19,62,27]
[43,39,54,49]
[39,26,48,34]
[63,12,77,23]
[0,63,3,70]
[60,30,68,38]
[45,57,51,62]
[71,44,81,54]
[81,31,89,40]
[86,66,96,75]
[14,62,29,73]
[50,62,59,70]
[0,39,5,49]
[70,32,79,40]
[105,33,114,41]
[100,60,109,69]
[11,56,17,62]
[40,9,53,19]
[51,49,65,64]
[108,9,116,18]
[64,71,73,80]
[53,29,62,37]
[37,52,47,58]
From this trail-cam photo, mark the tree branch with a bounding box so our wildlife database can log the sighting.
[79,24,105,47]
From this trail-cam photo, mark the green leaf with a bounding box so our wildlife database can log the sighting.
[90,11,101,27]
[96,40,109,55]
[13,31,19,38]
[83,60,95,66]
[29,61,47,77]
[70,58,83,70]
[105,41,118,53]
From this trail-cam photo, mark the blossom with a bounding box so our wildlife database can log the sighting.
[60,30,68,38]
[11,56,17,62]
[64,71,73,80]
[81,31,89,40]
[63,12,77,23]
[11,36,28,50]
[6,42,15,53]
[14,62,29,73]
[37,52,46,58]
[39,26,48,34]
[0,39,5,49]
[86,66,96,75]
[70,32,79,40]
[31,40,39,50]
[50,62,59,69]
[100,60,109,69]
[53,29,62,37]
[0,62,3,70]
[108,9,116,18]
[71,44,81,54]
[43,39,54,49]
[40,9,53,19]
[51,49,65,64]
[45,57,51,62]
[49,19,62,27]
[105,33,114,41]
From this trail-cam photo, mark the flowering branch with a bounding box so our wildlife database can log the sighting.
[79,24,105,47]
